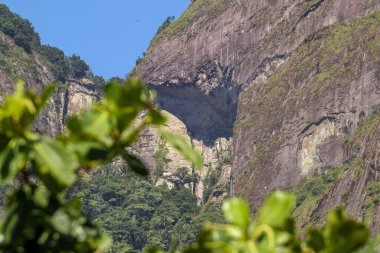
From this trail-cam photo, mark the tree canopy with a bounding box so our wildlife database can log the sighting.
[0,4,40,53]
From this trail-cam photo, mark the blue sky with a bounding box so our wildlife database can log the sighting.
[0,1,189,79]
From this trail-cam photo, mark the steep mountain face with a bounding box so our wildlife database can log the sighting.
[3,0,380,234]
[235,11,380,233]
[137,0,380,232]
[0,47,101,136]
[0,4,231,206]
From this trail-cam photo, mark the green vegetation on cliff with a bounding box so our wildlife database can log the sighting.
[292,164,347,233]
[0,4,100,84]
[0,4,40,53]
[203,147,232,203]
[345,112,380,146]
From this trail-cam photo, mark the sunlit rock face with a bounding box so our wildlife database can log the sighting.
[33,78,100,136]
[132,110,232,203]
[138,0,380,232]
[297,119,343,177]
[0,18,231,206]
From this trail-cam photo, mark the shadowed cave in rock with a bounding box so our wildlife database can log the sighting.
[149,82,239,146]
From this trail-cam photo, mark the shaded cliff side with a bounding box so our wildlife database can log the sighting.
[137,0,380,232]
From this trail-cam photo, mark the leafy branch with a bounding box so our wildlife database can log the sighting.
[0,79,202,252]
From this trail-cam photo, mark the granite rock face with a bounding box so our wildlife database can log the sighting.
[137,0,380,231]
[132,110,232,202]
[137,0,380,86]
[137,0,380,149]
[33,79,101,135]
[233,9,380,217]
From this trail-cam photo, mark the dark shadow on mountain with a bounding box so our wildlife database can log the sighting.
[148,82,239,146]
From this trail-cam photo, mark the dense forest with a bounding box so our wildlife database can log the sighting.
[70,171,224,252]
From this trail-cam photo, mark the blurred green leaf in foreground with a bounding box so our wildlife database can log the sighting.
[151,193,378,253]
[0,79,201,252]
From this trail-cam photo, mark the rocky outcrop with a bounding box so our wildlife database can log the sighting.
[132,110,232,202]
[33,79,101,135]
[132,111,193,172]
[293,111,380,234]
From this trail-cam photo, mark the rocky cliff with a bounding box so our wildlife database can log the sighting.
[235,10,380,234]
[137,0,380,232]
[0,16,101,136]
[132,110,232,202]
[0,4,231,205]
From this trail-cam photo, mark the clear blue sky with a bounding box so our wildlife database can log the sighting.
[0,1,189,79]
